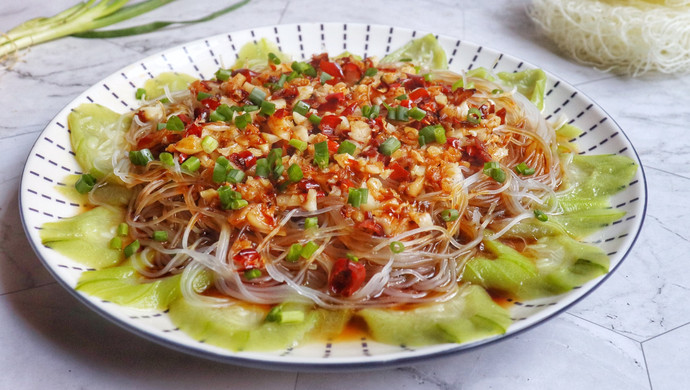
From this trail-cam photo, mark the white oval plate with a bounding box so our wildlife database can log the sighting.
[19,23,647,371]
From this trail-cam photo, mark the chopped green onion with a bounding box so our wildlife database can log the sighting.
[135,88,146,100]
[491,89,504,94]
[165,115,185,131]
[109,237,122,250]
[268,148,283,167]
[255,158,269,177]
[117,223,129,236]
[347,187,368,208]
[423,73,432,82]
[212,162,227,183]
[361,105,380,119]
[268,52,281,65]
[308,114,322,125]
[260,100,276,116]
[452,79,474,91]
[229,199,249,210]
[441,209,460,222]
[467,107,483,125]
[291,61,316,77]
[197,91,212,101]
[289,139,308,152]
[390,241,405,253]
[433,125,447,144]
[248,88,267,105]
[215,68,232,81]
[129,149,154,166]
[276,310,305,324]
[534,209,549,222]
[320,72,333,84]
[266,306,282,322]
[180,156,200,172]
[242,105,259,113]
[276,73,288,88]
[301,241,320,259]
[364,67,378,77]
[152,230,168,242]
[515,162,536,176]
[160,98,170,104]
[226,169,245,184]
[293,100,310,116]
[156,122,166,130]
[210,103,235,122]
[346,253,359,262]
[313,141,329,169]
[218,186,246,210]
[395,106,409,121]
[286,243,303,262]
[244,269,262,279]
[286,71,299,81]
[304,217,318,229]
[408,107,426,121]
[159,152,174,166]
[379,137,401,156]
[337,140,356,155]
[234,112,252,130]
[74,173,96,194]
[395,94,408,101]
[483,161,506,183]
[201,136,219,153]
[124,240,140,258]
[287,163,304,183]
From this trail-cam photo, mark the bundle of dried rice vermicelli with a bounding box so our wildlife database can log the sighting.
[528,0,690,76]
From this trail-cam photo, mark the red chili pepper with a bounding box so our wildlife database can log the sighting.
[408,88,430,103]
[495,107,507,125]
[178,153,188,163]
[230,150,257,170]
[464,138,492,164]
[273,108,288,119]
[201,98,220,111]
[233,248,262,271]
[177,114,192,125]
[358,219,385,236]
[339,102,358,116]
[319,115,342,135]
[320,60,344,79]
[329,258,366,297]
[297,178,321,192]
[318,93,345,112]
[446,137,464,149]
[327,140,340,154]
[399,99,412,109]
[231,68,258,83]
[184,123,203,138]
[402,75,426,90]
[341,62,362,84]
[388,161,411,181]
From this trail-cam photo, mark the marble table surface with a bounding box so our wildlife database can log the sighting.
[2,0,689,388]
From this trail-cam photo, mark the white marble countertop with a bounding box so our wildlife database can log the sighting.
[1,0,689,388]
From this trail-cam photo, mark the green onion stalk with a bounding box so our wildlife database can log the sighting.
[1,0,250,62]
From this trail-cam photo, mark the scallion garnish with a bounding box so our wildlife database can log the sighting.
[215,68,232,81]
[304,217,318,229]
[291,61,316,77]
[364,67,378,77]
[109,237,122,250]
[515,162,536,176]
[241,105,258,113]
[289,139,308,152]
[346,253,359,262]
[124,240,140,258]
[337,140,356,155]
[260,100,276,116]
[152,230,168,242]
[196,91,212,101]
[135,88,146,100]
[379,137,401,156]
[129,149,154,166]
[361,105,380,119]
[159,152,174,166]
[467,107,483,125]
[483,161,506,183]
[218,186,246,210]
[234,112,252,130]
[201,136,219,153]
[117,223,129,236]
[395,94,408,101]
[74,173,96,194]
[347,187,368,208]
[423,73,432,82]
[441,209,460,222]
[165,115,185,131]
[313,141,329,169]
[293,100,310,116]
[408,106,426,121]
[255,158,269,177]
[248,88,267,105]
[180,156,200,172]
[286,243,303,262]
[301,241,319,259]
[308,114,322,126]
[534,209,549,222]
[268,52,281,65]
[390,241,405,253]
[212,161,227,183]
[226,169,245,184]
[244,269,262,280]
[156,122,166,130]
[320,72,333,84]
[284,164,302,183]
[492,88,504,94]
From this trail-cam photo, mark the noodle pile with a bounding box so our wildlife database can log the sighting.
[112,55,562,311]
[529,0,690,76]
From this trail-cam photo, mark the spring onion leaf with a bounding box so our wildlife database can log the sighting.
[152,230,168,242]
[390,241,405,253]
[379,137,401,156]
[441,209,460,222]
[180,156,200,172]
[244,269,262,279]
[75,173,97,194]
